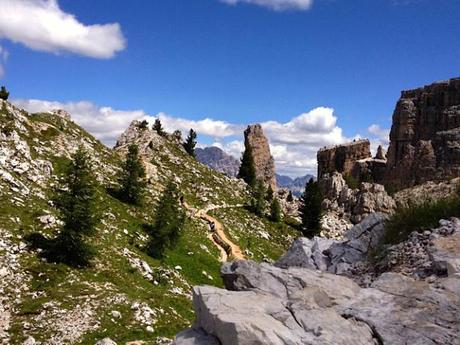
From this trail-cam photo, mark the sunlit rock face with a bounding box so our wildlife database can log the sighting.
[386,77,460,190]
[244,124,276,190]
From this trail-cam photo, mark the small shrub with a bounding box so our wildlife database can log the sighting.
[343,174,359,189]
[384,192,460,245]
[0,86,9,101]
[137,120,149,130]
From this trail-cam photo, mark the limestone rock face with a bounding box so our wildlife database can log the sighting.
[386,77,460,189]
[317,139,371,179]
[173,256,460,345]
[244,124,276,190]
[319,172,395,236]
[393,177,460,209]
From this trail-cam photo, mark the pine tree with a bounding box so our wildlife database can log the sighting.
[266,185,274,201]
[137,120,149,130]
[183,129,197,157]
[172,130,182,142]
[0,86,9,101]
[299,178,323,238]
[47,147,99,267]
[152,118,166,136]
[118,144,146,205]
[237,146,257,188]
[287,191,294,202]
[251,179,266,217]
[145,182,186,259]
[270,197,282,222]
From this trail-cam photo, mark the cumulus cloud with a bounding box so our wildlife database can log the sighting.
[157,113,244,138]
[14,99,148,143]
[0,45,8,78]
[13,99,243,145]
[0,0,125,59]
[367,124,390,154]
[13,98,352,177]
[220,0,313,11]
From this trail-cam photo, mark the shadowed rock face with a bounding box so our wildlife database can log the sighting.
[317,140,372,179]
[386,77,460,190]
[244,124,276,190]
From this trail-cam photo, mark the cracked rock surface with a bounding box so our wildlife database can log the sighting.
[174,259,460,345]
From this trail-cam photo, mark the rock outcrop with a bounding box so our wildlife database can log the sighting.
[317,139,371,179]
[244,124,276,190]
[174,217,460,345]
[386,77,460,190]
[319,172,395,237]
[195,147,240,178]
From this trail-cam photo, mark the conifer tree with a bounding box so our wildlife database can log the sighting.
[152,118,166,136]
[266,185,274,201]
[145,182,186,259]
[0,86,9,100]
[118,144,146,205]
[299,178,323,238]
[270,197,282,222]
[183,129,197,157]
[47,147,99,267]
[251,179,266,217]
[237,146,257,188]
[138,120,149,130]
[287,191,294,202]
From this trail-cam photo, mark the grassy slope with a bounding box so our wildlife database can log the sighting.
[0,102,299,344]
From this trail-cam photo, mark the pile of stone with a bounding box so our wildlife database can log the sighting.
[319,172,395,237]
[174,259,459,345]
[173,215,460,344]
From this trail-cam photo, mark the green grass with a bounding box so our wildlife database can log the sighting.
[0,102,300,344]
[210,207,299,262]
[383,189,460,245]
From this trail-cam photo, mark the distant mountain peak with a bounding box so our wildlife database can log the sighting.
[195,146,240,178]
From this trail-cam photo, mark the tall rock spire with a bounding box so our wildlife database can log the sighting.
[243,124,277,190]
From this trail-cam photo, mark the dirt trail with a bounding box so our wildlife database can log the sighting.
[182,201,245,262]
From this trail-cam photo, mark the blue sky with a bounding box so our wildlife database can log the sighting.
[1,0,459,176]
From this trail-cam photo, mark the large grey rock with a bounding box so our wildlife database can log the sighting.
[276,213,388,277]
[275,237,334,271]
[175,260,460,345]
[340,273,460,345]
[173,328,220,345]
[327,213,388,274]
[319,172,395,238]
[429,219,460,277]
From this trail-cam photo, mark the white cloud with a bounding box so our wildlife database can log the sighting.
[261,107,345,147]
[0,0,125,59]
[367,124,390,155]
[157,113,244,138]
[220,0,313,11]
[13,99,147,143]
[13,98,354,177]
[0,45,8,78]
